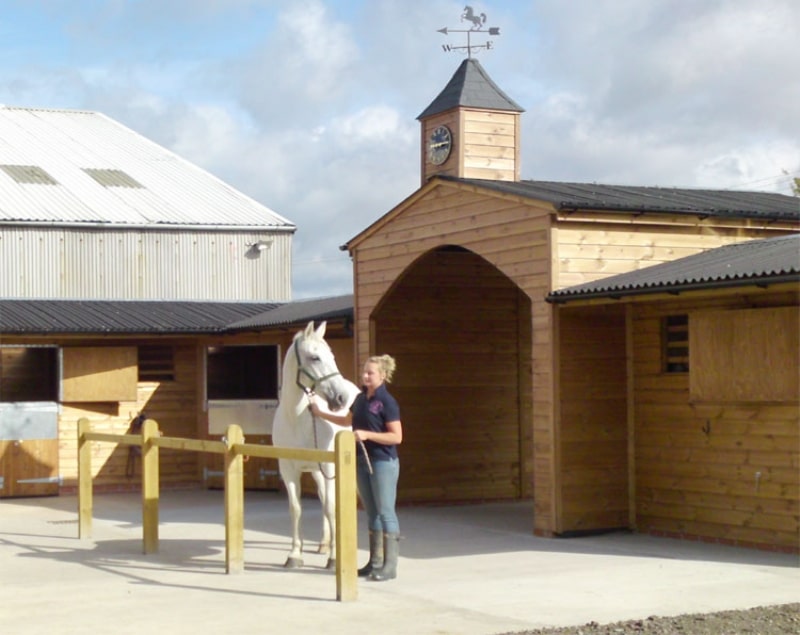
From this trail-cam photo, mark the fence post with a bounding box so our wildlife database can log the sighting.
[141,418,160,554]
[334,430,358,601]
[224,424,245,574]
[77,418,92,539]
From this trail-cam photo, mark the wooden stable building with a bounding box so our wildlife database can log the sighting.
[0,296,354,497]
[343,58,799,551]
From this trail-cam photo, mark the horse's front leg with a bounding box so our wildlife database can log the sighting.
[281,463,304,568]
[310,469,336,569]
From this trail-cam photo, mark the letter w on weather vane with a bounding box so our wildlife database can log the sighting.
[438,6,501,58]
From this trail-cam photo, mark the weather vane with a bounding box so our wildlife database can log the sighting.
[438,6,500,58]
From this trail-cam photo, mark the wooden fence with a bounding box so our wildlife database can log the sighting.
[77,418,358,601]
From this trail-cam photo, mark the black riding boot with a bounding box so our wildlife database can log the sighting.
[369,533,399,581]
[358,530,384,577]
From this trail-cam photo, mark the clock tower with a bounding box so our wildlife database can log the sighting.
[418,57,524,184]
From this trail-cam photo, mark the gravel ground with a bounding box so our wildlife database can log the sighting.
[501,603,800,635]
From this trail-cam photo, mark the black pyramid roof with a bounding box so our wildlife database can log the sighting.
[417,58,524,120]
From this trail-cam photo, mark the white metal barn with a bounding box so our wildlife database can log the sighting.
[0,106,295,302]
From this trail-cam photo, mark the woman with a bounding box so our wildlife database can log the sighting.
[310,354,403,581]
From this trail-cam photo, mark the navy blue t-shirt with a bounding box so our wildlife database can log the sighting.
[350,383,400,462]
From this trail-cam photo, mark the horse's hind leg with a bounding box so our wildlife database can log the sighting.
[311,469,336,569]
[282,465,304,568]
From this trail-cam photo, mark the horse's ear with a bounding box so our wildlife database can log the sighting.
[315,321,327,339]
[304,321,315,339]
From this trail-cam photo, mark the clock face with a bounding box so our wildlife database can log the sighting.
[427,125,452,165]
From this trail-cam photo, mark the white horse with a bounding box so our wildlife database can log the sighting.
[271,321,359,569]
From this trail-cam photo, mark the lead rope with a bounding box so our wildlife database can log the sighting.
[306,389,373,476]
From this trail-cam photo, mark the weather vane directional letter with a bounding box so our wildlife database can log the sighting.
[438,6,500,58]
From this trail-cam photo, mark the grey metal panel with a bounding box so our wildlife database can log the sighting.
[0,227,292,301]
[208,399,278,435]
[0,402,58,440]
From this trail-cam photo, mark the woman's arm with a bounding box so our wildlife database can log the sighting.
[309,399,352,428]
[355,420,402,445]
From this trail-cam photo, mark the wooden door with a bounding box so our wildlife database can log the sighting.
[0,439,59,497]
[0,402,60,498]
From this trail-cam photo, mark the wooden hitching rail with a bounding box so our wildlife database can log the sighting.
[77,418,358,601]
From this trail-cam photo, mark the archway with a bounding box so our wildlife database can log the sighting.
[372,245,532,503]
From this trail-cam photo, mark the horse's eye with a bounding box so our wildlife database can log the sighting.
[310,355,321,362]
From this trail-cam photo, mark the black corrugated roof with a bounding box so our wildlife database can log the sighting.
[417,58,524,120]
[444,177,800,221]
[547,234,800,303]
[226,294,353,331]
[0,296,353,335]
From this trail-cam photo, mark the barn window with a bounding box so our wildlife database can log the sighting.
[138,345,175,382]
[662,314,688,373]
[206,345,279,400]
[0,164,58,185]
[0,346,59,402]
[689,307,799,402]
[82,168,144,188]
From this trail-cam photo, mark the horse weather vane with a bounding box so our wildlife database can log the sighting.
[438,6,500,58]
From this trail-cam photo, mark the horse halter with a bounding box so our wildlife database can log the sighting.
[293,335,341,394]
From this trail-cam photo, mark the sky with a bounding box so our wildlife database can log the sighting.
[2,0,798,299]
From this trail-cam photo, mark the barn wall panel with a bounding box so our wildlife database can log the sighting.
[57,343,201,490]
[0,226,291,301]
[556,305,629,533]
[554,222,787,289]
[632,294,799,550]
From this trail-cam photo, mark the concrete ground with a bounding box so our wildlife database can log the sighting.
[1,489,797,635]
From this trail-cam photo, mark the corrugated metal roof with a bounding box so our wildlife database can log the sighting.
[417,58,524,120]
[227,294,354,330]
[446,177,800,221]
[0,106,295,230]
[0,296,353,334]
[548,234,800,303]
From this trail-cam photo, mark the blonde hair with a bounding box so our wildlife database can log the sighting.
[367,354,397,383]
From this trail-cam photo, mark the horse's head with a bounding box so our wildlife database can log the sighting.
[292,321,354,411]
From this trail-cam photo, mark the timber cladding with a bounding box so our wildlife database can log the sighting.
[58,343,202,491]
[421,109,520,183]
[631,294,799,551]
[556,305,628,534]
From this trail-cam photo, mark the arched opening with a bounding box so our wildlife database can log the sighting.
[371,245,533,503]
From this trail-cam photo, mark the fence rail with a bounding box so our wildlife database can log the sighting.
[77,417,358,601]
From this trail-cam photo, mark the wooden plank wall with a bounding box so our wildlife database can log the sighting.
[557,305,629,533]
[59,344,201,491]
[420,109,520,183]
[631,292,799,551]
[461,109,519,182]
[555,222,786,290]
[374,248,531,502]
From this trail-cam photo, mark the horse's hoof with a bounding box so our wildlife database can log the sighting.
[284,557,303,569]
[325,558,336,570]
[318,544,331,556]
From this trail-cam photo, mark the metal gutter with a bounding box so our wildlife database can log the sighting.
[0,220,296,232]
